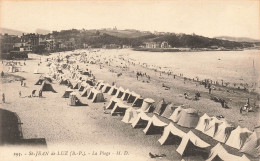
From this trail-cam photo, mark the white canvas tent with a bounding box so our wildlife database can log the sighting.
[87,88,105,103]
[107,85,118,95]
[127,92,140,103]
[143,115,167,135]
[213,120,235,143]
[115,87,125,98]
[240,129,260,157]
[161,103,176,119]
[176,131,211,156]
[195,113,211,132]
[225,126,252,149]
[111,102,130,116]
[177,108,199,128]
[132,97,144,107]
[81,86,92,97]
[206,143,250,161]
[121,107,139,124]
[158,123,186,145]
[153,99,168,115]
[105,97,122,110]
[138,98,155,112]
[169,106,183,122]
[101,83,111,93]
[62,88,74,98]
[121,89,131,101]
[204,117,224,137]
[131,112,151,128]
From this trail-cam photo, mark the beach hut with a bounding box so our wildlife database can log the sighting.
[240,128,260,157]
[95,80,104,88]
[177,108,199,128]
[161,103,176,119]
[213,120,235,143]
[78,81,88,91]
[143,115,168,135]
[158,123,186,145]
[195,113,211,132]
[206,143,250,161]
[131,112,151,128]
[121,107,139,124]
[225,126,252,149]
[127,92,140,103]
[96,82,105,91]
[62,88,74,98]
[121,89,131,101]
[138,98,155,112]
[87,88,105,103]
[111,102,130,116]
[176,131,211,156]
[40,81,57,93]
[107,85,118,95]
[153,99,168,115]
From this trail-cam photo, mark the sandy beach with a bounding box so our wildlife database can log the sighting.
[0,49,259,161]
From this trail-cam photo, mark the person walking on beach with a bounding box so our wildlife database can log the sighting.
[1,71,4,77]
[19,91,22,97]
[2,93,5,103]
[209,87,212,94]
[21,80,23,86]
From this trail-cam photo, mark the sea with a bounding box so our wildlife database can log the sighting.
[95,49,260,92]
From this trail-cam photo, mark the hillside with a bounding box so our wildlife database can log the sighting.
[0,28,25,36]
[214,36,260,43]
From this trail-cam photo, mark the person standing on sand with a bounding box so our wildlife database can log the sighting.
[19,91,21,97]
[21,80,23,86]
[1,71,4,77]
[209,87,212,94]
[2,93,5,103]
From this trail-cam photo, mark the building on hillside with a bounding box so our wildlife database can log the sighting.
[0,34,21,53]
[21,33,39,47]
[145,42,160,48]
[161,41,169,48]
[13,42,32,52]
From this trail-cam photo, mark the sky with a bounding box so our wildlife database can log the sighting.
[0,0,259,39]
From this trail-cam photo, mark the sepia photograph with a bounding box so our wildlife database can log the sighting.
[0,0,259,161]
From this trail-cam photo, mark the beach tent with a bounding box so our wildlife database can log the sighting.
[177,108,199,128]
[206,143,250,161]
[153,99,168,115]
[78,81,88,91]
[80,86,92,97]
[87,88,105,103]
[131,112,151,128]
[176,131,211,156]
[59,78,69,85]
[40,81,57,93]
[161,103,176,119]
[225,126,252,149]
[101,83,111,93]
[111,102,130,116]
[158,122,186,145]
[143,115,168,135]
[138,98,155,112]
[132,97,144,107]
[213,120,235,143]
[121,107,139,124]
[107,85,118,95]
[105,97,122,109]
[204,117,224,137]
[95,80,104,88]
[62,88,74,98]
[240,128,260,157]
[195,113,211,132]
[115,87,125,98]
[121,89,131,101]
[69,92,87,106]
[96,82,105,91]
[127,92,140,103]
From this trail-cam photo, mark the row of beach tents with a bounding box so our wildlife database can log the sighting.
[46,53,259,160]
